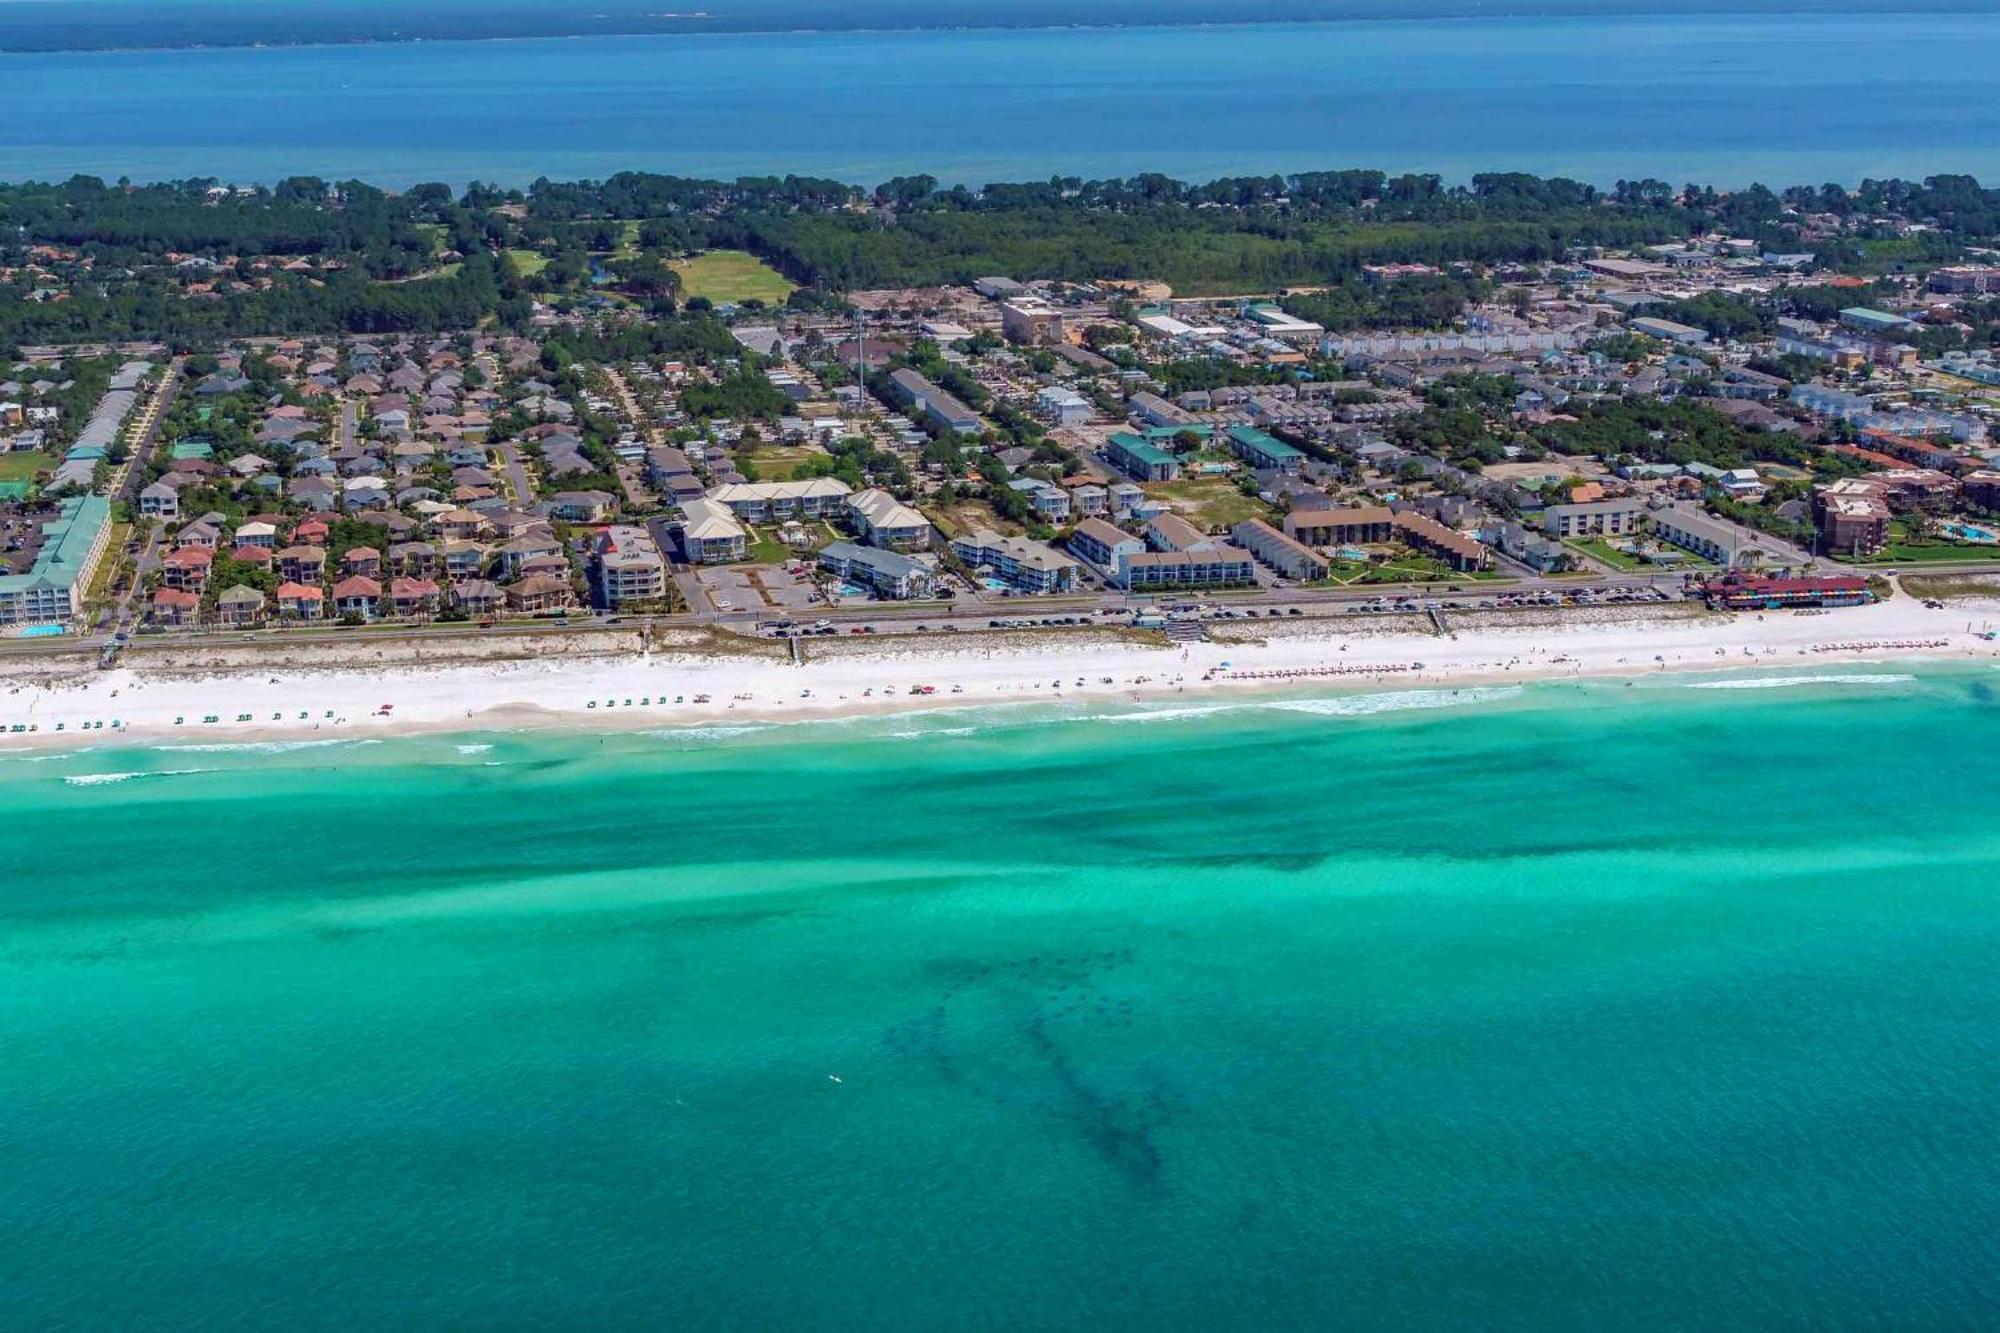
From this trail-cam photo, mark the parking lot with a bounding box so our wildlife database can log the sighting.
[695,562,824,614]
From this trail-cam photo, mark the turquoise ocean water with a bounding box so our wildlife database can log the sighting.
[5,12,2000,187]
[4,668,2000,1327]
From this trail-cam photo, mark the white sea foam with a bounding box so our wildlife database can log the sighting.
[644,725,774,743]
[1685,673,1916,691]
[152,738,378,754]
[454,743,494,755]
[1263,686,1523,717]
[1085,703,1245,724]
[62,767,212,787]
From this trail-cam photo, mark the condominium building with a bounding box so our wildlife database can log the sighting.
[0,494,112,626]
[949,529,1080,594]
[678,498,749,565]
[818,541,938,600]
[1231,518,1329,580]
[706,477,853,522]
[845,488,931,550]
[1123,546,1257,590]
[1067,517,1146,582]
[1224,425,1305,475]
[590,524,668,606]
[1542,498,1647,539]
[1106,433,1181,483]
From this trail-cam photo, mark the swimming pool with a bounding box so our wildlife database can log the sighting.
[981,577,1012,592]
[1945,522,1998,543]
[18,624,67,638]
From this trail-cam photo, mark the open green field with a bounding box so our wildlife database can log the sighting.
[669,250,796,305]
[1152,477,1269,531]
[506,249,551,277]
[0,451,53,486]
[744,446,828,482]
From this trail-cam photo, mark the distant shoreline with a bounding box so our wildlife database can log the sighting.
[3,600,1991,756]
[0,3,1980,58]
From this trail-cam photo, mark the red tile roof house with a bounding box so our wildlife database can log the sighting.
[275,581,325,620]
[161,545,214,592]
[341,546,383,578]
[390,576,441,619]
[150,586,202,626]
[332,575,382,621]
[230,544,274,570]
[293,517,332,545]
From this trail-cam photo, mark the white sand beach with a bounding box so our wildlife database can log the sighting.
[4,599,1997,750]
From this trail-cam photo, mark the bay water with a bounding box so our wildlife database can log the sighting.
[3,12,1999,187]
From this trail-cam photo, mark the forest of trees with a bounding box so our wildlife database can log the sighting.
[6,168,2000,347]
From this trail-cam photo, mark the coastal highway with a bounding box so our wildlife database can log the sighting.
[6,566,1708,662]
[8,542,1985,662]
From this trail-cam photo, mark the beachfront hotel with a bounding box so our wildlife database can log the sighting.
[0,494,112,627]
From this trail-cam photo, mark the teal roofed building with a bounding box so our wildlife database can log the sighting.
[1106,433,1181,483]
[0,493,112,627]
[1225,424,1304,474]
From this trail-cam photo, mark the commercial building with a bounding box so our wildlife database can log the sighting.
[0,494,112,626]
[949,529,1079,594]
[1224,425,1304,475]
[888,368,982,435]
[1629,316,1710,345]
[1840,307,1920,337]
[818,541,938,600]
[1000,299,1065,346]
[1702,574,1872,610]
[1105,433,1181,483]
[1231,518,1329,580]
[1542,498,1647,539]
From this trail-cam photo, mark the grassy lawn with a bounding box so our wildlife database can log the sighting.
[506,249,551,277]
[670,250,796,305]
[1839,517,2000,565]
[1152,477,1270,531]
[0,451,53,486]
[744,446,828,482]
[1568,537,1645,570]
[1571,536,1711,571]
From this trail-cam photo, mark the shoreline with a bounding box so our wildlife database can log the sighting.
[2,6,1955,60]
[4,601,1994,755]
